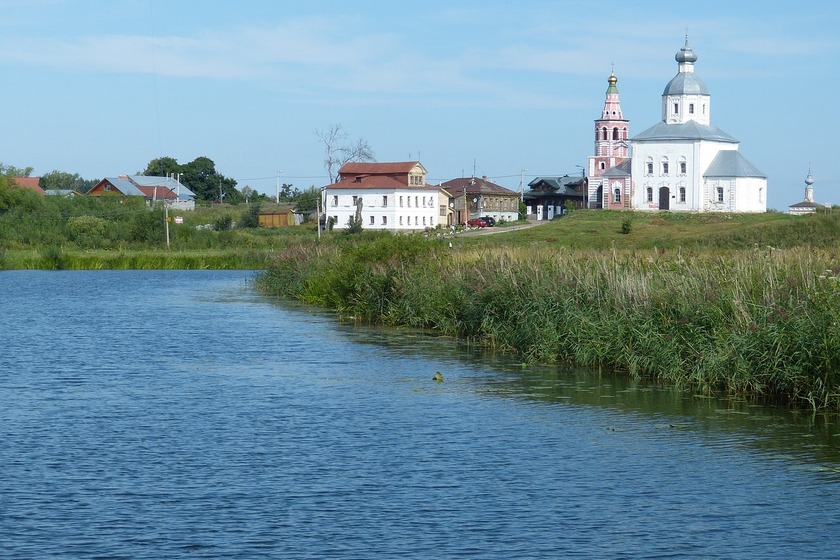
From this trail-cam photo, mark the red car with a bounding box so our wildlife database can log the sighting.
[466,217,489,228]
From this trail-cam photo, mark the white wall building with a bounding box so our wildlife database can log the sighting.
[323,162,445,231]
[629,39,767,212]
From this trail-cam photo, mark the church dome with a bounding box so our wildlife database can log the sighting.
[662,38,709,96]
[675,40,699,63]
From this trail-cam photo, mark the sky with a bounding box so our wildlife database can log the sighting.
[1,0,837,211]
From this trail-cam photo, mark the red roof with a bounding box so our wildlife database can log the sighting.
[328,175,415,190]
[136,185,177,199]
[338,161,423,176]
[12,177,45,195]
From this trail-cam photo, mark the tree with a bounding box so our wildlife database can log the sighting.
[293,186,321,213]
[139,156,240,203]
[40,170,98,194]
[315,124,375,183]
[0,163,34,177]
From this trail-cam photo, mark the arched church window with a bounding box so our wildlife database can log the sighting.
[689,103,694,114]
[679,187,686,203]
[679,158,687,175]
[613,188,621,204]
[612,127,619,140]
[646,157,654,176]
[602,127,608,141]
[661,158,669,176]
[646,187,653,202]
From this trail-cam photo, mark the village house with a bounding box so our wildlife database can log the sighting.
[440,176,519,225]
[322,162,451,231]
[88,175,196,210]
[523,175,586,220]
[11,177,45,196]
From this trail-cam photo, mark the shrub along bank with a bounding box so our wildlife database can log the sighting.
[256,233,840,410]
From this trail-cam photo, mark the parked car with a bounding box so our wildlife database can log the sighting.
[479,216,496,226]
[466,217,489,228]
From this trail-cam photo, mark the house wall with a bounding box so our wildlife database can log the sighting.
[324,186,440,231]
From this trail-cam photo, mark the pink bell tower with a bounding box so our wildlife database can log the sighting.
[589,68,630,179]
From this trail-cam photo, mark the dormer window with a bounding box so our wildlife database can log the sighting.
[689,103,694,114]
[673,103,679,114]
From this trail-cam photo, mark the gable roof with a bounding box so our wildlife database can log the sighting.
[129,175,195,199]
[12,177,45,195]
[704,150,766,178]
[632,120,738,143]
[339,161,425,176]
[326,175,434,191]
[440,177,517,197]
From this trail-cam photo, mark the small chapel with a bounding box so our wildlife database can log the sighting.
[588,38,767,213]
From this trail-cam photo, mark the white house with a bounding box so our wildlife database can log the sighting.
[628,39,767,213]
[322,162,446,231]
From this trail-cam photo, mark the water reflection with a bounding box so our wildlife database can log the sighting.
[322,315,840,477]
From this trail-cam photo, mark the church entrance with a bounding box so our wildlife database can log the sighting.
[658,187,670,210]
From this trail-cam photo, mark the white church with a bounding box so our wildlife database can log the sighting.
[588,38,767,213]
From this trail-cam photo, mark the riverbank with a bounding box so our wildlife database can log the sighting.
[255,230,840,411]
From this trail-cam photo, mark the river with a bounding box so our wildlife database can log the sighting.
[1,270,838,559]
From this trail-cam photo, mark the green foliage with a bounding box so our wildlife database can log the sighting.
[214,214,234,231]
[345,216,363,234]
[140,155,241,203]
[294,186,321,213]
[39,245,66,270]
[239,204,261,229]
[40,170,98,194]
[66,215,108,248]
[258,237,840,410]
[620,218,632,234]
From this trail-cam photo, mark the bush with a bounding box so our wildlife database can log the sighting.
[621,219,632,234]
[214,214,233,231]
[66,215,108,248]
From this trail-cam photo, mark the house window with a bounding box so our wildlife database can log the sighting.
[717,187,724,203]
[400,196,403,207]
[422,216,426,226]
[399,216,403,225]
[382,216,387,225]
[646,187,653,202]
[332,195,338,207]
[673,103,679,114]
[439,205,446,216]
[382,195,388,207]
[646,159,654,175]
[430,217,434,226]
[689,103,694,114]
[407,196,411,207]
[369,215,374,225]
[415,196,419,207]
[613,188,621,203]
[680,161,687,175]
[661,159,669,176]
[352,195,359,207]
[415,216,418,225]
[679,187,686,203]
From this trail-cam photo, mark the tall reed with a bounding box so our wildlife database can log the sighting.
[258,238,840,410]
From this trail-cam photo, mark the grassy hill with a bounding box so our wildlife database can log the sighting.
[464,210,840,251]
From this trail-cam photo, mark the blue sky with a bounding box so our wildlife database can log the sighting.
[1,0,836,210]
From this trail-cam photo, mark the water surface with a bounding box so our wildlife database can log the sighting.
[1,270,838,559]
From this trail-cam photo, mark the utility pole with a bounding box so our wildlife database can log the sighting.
[276,170,281,204]
[519,169,527,202]
[164,204,170,250]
